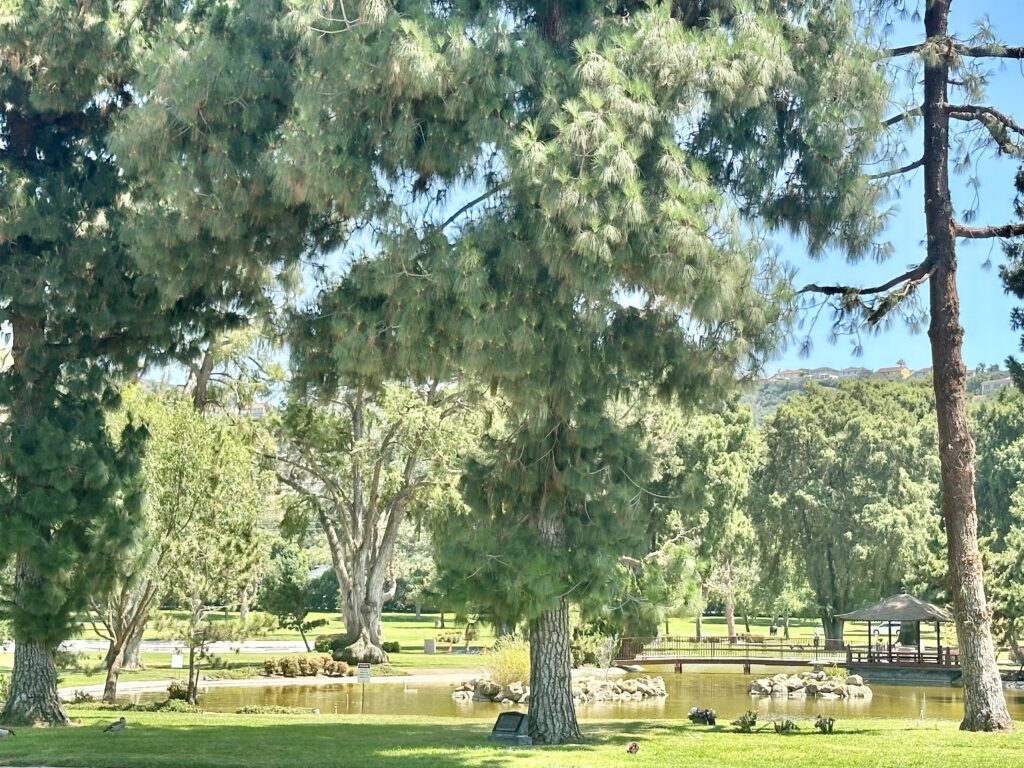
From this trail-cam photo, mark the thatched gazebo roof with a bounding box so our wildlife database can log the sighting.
[836,593,954,623]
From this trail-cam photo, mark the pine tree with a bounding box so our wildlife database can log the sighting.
[803,0,1023,730]
[0,1,338,725]
[284,0,887,744]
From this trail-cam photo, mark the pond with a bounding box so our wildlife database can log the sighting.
[127,667,1024,722]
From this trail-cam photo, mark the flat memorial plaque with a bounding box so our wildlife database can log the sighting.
[489,712,531,746]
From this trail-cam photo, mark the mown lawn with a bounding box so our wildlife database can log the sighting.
[0,712,1020,768]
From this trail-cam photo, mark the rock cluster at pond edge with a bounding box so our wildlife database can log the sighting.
[748,672,872,699]
[451,675,668,705]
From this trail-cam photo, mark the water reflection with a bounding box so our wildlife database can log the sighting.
[128,668,1024,722]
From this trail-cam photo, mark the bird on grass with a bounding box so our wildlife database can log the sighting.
[0,727,15,738]
[625,741,640,754]
[103,717,127,734]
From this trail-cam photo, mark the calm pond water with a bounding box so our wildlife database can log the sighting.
[129,668,1024,722]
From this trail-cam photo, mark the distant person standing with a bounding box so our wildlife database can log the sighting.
[813,628,821,649]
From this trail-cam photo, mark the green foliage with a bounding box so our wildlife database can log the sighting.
[286,3,887,678]
[0,674,9,704]
[235,706,313,715]
[732,710,759,733]
[755,381,944,634]
[313,635,347,655]
[1001,167,1024,390]
[972,389,1024,654]
[258,542,327,650]
[380,642,402,654]
[166,682,189,702]
[484,636,531,688]
[0,4,334,701]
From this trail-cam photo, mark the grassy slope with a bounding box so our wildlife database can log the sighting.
[0,712,1021,768]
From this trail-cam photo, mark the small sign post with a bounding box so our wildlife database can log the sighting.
[357,662,371,713]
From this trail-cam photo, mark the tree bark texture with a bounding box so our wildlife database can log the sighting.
[1,640,68,726]
[527,513,582,745]
[2,556,69,726]
[528,598,582,744]
[924,0,1012,732]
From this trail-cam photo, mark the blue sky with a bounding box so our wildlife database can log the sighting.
[769,1,1024,374]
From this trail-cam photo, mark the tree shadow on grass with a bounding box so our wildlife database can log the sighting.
[0,718,608,768]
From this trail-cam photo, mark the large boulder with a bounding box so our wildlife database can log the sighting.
[475,680,501,699]
[846,674,864,686]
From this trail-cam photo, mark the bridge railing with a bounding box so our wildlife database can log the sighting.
[616,636,846,663]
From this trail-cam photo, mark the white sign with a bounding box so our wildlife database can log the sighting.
[170,653,184,670]
[357,662,371,683]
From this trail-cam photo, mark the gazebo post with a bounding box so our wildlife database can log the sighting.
[936,621,942,665]
[867,621,872,661]
[887,622,893,663]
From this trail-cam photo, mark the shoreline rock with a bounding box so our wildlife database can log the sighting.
[748,671,872,699]
[452,675,668,704]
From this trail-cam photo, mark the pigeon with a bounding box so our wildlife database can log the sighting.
[0,727,15,738]
[103,717,127,734]
[625,741,640,754]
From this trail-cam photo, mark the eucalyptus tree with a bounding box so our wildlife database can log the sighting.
[283,0,886,742]
[755,382,943,639]
[799,0,1024,729]
[274,383,475,663]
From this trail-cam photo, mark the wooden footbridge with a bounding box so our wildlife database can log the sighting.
[615,635,962,676]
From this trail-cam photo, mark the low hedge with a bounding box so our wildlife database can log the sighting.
[263,655,352,678]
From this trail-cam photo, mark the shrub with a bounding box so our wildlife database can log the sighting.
[296,657,313,676]
[167,680,189,701]
[0,674,9,704]
[321,660,349,677]
[381,641,401,654]
[236,705,312,715]
[313,634,347,654]
[97,699,200,713]
[73,690,95,704]
[263,658,278,676]
[484,635,530,688]
[279,657,300,677]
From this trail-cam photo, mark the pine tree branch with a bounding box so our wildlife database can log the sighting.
[946,103,1024,157]
[799,257,934,297]
[438,182,508,230]
[955,43,1024,59]
[879,41,1024,60]
[867,157,924,180]
[954,222,1024,239]
[882,42,924,58]
[883,106,923,127]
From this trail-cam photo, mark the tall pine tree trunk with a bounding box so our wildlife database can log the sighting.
[1,558,68,726]
[528,599,582,744]
[923,0,1012,732]
[527,515,581,745]
[1,641,68,726]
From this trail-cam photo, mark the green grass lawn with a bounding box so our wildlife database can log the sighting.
[0,711,1020,768]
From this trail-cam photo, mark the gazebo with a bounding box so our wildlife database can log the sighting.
[836,591,957,668]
